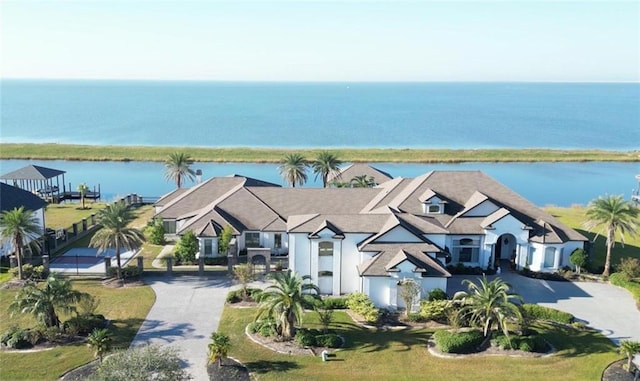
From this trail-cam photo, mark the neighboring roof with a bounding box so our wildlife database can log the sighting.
[0,165,65,180]
[327,163,393,185]
[0,183,48,212]
[358,243,450,277]
[155,188,189,207]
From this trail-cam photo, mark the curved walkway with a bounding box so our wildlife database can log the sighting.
[447,272,640,344]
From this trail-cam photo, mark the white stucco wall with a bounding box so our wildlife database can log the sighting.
[463,200,499,217]
[374,226,424,243]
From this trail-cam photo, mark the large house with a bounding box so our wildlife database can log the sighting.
[154,166,586,309]
[0,183,48,257]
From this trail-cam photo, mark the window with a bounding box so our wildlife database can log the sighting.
[204,239,213,255]
[527,246,535,266]
[319,242,333,256]
[245,232,260,248]
[544,247,556,268]
[163,220,176,234]
[274,233,282,249]
[453,237,480,263]
[424,203,443,214]
[318,271,333,277]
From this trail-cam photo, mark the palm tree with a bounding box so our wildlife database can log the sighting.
[279,153,308,188]
[208,332,231,368]
[350,175,375,188]
[0,207,42,280]
[255,270,319,340]
[90,202,145,280]
[164,152,196,189]
[311,151,342,188]
[87,328,113,363]
[619,340,640,372]
[584,195,639,276]
[10,273,90,328]
[456,276,523,341]
[77,183,89,209]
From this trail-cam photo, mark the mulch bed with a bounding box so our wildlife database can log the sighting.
[603,359,639,381]
[207,357,251,381]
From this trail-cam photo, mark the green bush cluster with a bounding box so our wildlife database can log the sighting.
[106,265,141,279]
[407,313,427,323]
[610,273,640,304]
[617,257,640,281]
[294,328,341,348]
[10,264,48,280]
[433,330,484,354]
[226,288,262,303]
[63,314,106,336]
[427,288,448,301]
[316,333,341,348]
[174,230,198,264]
[419,299,449,322]
[346,292,380,324]
[519,268,569,282]
[522,304,574,324]
[322,297,348,309]
[248,319,278,338]
[0,327,40,349]
[491,332,548,353]
[145,218,165,245]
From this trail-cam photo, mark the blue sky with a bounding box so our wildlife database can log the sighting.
[1,1,638,82]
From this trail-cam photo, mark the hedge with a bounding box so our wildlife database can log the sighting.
[522,304,574,324]
[491,332,548,353]
[226,288,262,303]
[610,273,640,305]
[322,296,348,309]
[433,330,484,354]
[420,300,449,322]
[106,265,141,279]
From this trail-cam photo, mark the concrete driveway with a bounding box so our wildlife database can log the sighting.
[131,275,232,381]
[447,271,640,344]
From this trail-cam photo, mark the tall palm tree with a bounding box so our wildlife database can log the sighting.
[10,273,90,328]
[311,151,342,188]
[164,152,196,189]
[351,175,375,188]
[208,332,231,368]
[90,202,145,280]
[584,195,639,276]
[279,153,308,188]
[255,270,319,340]
[77,183,89,209]
[0,207,42,280]
[87,328,113,363]
[456,276,523,341]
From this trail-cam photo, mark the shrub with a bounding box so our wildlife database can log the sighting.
[64,314,107,336]
[420,300,449,322]
[518,340,533,352]
[346,292,380,324]
[106,265,141,279]
[146,218,165,245]
[407,313,427,323]
[250,319,277,338]
[0,327,33,349]
[174,230,198,264]
[226,288,262,303]
[522,304,574,324]
[427,288,448,301]
[294,329,317,347]
[433,330,484,354]
[10,264,48,280]
[518,269,568,282]
[323,297,348,310]
[569,248,588,274]
[617,257,640,281]
[316,333,341,348]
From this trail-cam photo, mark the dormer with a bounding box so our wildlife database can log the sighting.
[419,188,446,214]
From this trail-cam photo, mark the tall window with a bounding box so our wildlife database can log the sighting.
[453,237,480,263]
[163,220,176,234]
[245,232,260,248]
[319,242,333,256]
[544,247,556,268]
[274,233,282,249]
[527,246,535,266]
[204,239,213,255]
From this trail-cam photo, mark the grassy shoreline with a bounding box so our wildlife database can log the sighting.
[1,143,638,163]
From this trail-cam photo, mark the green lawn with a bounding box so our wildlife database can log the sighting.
[45,202,108,232]
[544,205,640,270]
[0,279,155,380]
[218,308,619,381]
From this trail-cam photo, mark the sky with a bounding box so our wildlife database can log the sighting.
[1,1,638,82]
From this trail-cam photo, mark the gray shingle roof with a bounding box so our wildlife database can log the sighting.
[1,165,65,180]
[0,183,48,213]
[327,163,393,185]
[358,243,450,277]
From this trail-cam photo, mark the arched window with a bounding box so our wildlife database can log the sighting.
[319,242,333,256]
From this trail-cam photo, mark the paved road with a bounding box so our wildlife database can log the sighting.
[131,275,232,381]
[447,271,640,344]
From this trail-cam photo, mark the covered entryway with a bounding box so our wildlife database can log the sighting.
[494,233,516,269]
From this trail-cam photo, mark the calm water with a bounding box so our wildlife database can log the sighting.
[1,160,638,207]
[2,80,639,149]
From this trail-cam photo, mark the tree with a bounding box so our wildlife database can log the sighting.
[232,263,255,301]
[398,278,422,317]
[164,152,196,189]
[350,175,375,188]
[619,340,640,372]
[569,248,588,275]
[174,230,198,264]
[0,207,42,280]
[314,300,334,333]
[77,183,89,209]
[218,224,234,255]
[311,151,342,188]
[146,218,165,245]
[90,202,145,280]
[584,195,639,277]
[208,332,231,368]
[91,345,192,381]
[255,270,319,340]
[87,328,113,363]
[10,273,90,328]
[456,276,523,341]
[279,153,308,188]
